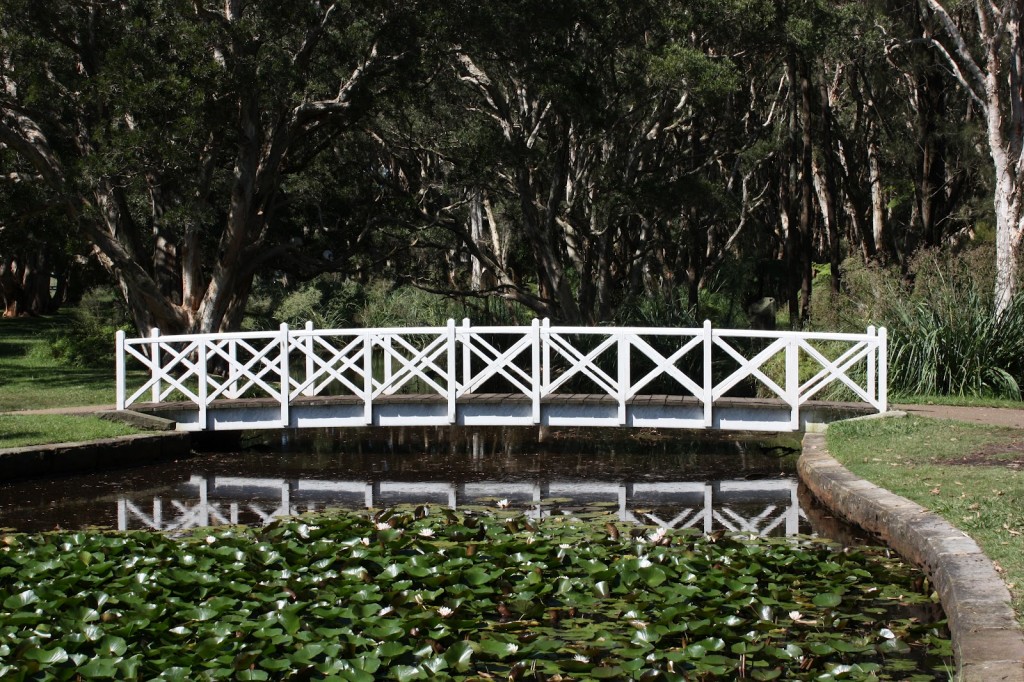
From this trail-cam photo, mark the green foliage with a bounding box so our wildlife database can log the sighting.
[836,248,1024,399]
[0,510,950,679]
[357,281,472,328]
[45,290,133,369]
[246,275,367,331]
[613,290,698,328]
[246,276,536,331]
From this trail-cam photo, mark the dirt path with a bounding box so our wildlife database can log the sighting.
[1,405,112,416]
[895,403,1024,429]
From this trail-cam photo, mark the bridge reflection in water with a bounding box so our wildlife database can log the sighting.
[115,475,803,536]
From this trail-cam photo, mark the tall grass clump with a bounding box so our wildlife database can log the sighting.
[887,285,1024,399]
[866,248,1024,399]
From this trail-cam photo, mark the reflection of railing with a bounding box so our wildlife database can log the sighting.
[115,475,804,536]
[116,320,887,432]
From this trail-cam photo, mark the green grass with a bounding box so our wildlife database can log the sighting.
[0,313,118,411]
[827,416,1024,624]
[0,414,139,448]
[0,312,132,447]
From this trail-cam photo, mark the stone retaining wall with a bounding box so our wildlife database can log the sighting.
[800,430,1024,682]
[0,432,192,480]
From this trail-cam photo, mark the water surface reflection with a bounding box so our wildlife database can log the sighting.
[0,427,810,534]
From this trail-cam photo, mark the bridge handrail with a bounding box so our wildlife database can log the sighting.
[115,319,887,428]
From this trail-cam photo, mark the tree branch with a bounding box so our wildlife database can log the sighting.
[923,0,988,107]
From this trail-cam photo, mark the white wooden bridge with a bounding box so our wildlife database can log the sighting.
[116,319,887,433]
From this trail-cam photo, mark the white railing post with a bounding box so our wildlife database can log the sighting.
[531,318,541,424]
[867,325,876,405]
[280,323,290,427]
[879,327,888,412]
[362,330,373,425]
[198,336,208,430]
[542,318,551,391]
[227,337,239,399]
[304,321,315,397]
[703,483,714,533]
[617,332,629,425]
[447,319,457,424]
[462,318,471,393]
[786,339,799,429]
[786,480,799,535]
[116,330,126,410]
[383,333,393,391]
[150,327,161,403]
[703,320,713,428]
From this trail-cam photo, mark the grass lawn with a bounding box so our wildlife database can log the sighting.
[0,313,118,412]
[0,413,140,449]
[826,415,1024,624]
[0,312,138,446]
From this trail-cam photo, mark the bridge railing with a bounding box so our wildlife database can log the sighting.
[116,320,887,428]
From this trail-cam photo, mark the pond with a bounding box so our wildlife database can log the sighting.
[1,427,821,536]
[0,427,954,680]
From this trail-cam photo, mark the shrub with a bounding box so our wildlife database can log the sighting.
[46,288,133,368]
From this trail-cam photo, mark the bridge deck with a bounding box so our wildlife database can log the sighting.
[132,393,876,432]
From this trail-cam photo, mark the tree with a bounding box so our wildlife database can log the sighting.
[0,0,419,334]
[920,0,1024,313]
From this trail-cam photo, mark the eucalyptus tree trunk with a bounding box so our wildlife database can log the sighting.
[923,0,1024,315]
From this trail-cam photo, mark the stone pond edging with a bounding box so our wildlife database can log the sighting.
[0,432,191,480]
[799,420,1024,682]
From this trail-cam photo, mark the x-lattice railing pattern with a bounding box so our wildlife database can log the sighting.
[116,319,887,430]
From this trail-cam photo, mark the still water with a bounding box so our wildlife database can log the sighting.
[0,427,836,536]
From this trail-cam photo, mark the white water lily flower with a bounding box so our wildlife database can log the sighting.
[788,610,802,620]
[496,498,510,508]
[648,527,668,544]
[375,522,392,531]
[573,654,590,663]
[559,543,571,549]
[205,535,216,544]
[437,606,454,618]
[418,528,435,537]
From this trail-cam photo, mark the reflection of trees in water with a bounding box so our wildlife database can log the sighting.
[271,426,799,480]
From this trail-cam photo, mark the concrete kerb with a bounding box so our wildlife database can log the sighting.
[799,413,1024,682]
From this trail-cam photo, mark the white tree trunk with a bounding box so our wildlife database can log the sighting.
[992,163,1023,314]
[924,0,1023,315]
